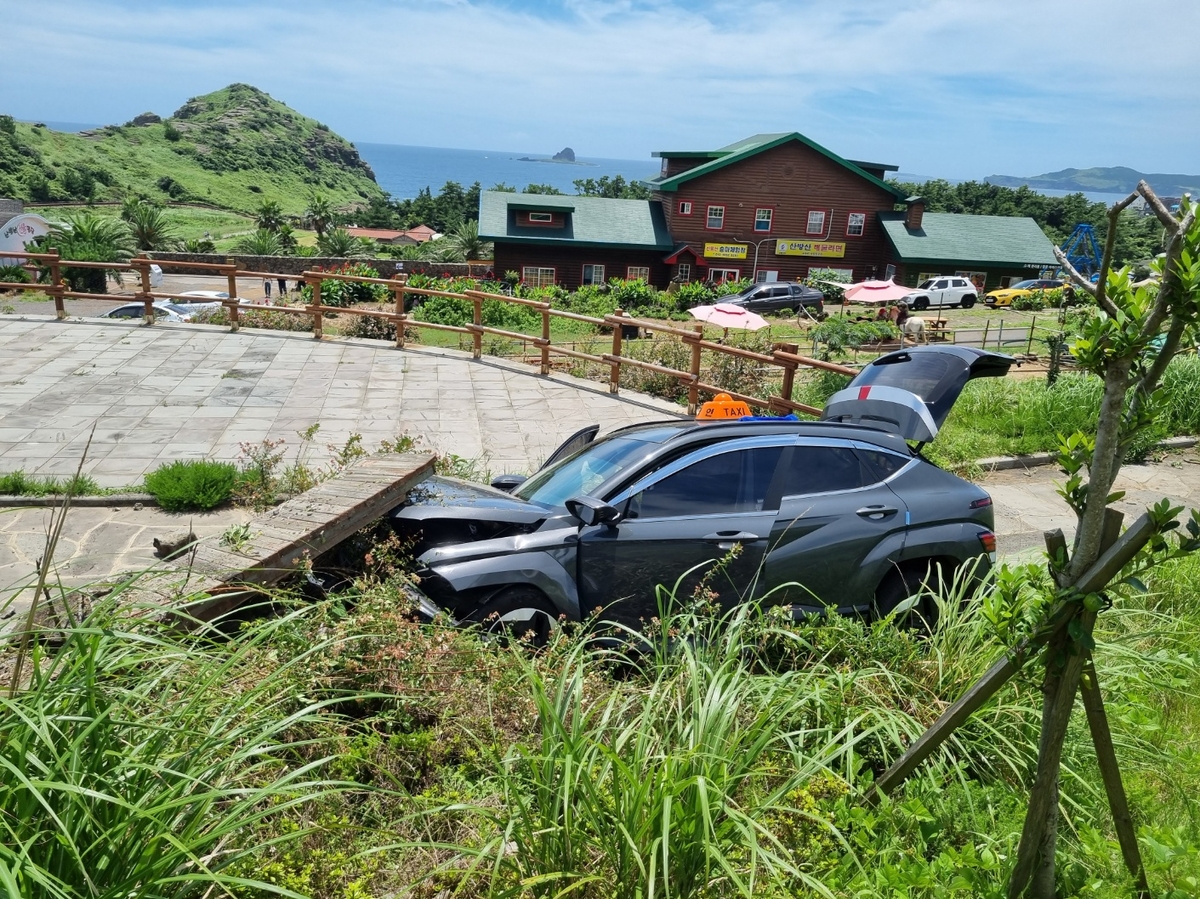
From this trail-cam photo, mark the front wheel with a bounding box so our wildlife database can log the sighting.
[911,296,930,312]
[463,587,560,647]
[960,296,976,309]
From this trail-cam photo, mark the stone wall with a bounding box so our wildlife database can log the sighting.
[0,198,24,229]
[145,251,493,280]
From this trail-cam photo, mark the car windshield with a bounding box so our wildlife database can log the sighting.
[917,279,936,289]
[513,435,655,507]
[1012,280,1040,289]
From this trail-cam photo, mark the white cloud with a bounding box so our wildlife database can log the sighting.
[2,0,1197,178]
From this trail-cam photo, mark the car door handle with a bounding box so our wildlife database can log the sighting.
[856,505,898,520]
[703,531,761,543]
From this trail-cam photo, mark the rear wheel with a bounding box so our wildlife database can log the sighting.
[873,564,942,633]
[911,296,930,312]
[960,295,976,309]
[463,587,560,647]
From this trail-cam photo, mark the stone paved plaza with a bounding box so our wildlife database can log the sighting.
[0,318,684,487]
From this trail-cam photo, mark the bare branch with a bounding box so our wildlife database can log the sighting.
[1053,246,1100,299]
[1138,180,1185,233]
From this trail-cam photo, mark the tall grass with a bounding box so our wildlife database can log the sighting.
[0,593,370,898]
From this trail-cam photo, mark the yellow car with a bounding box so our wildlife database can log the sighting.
[984,279,1071,307]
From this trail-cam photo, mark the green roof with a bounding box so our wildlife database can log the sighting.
[879,212,1059,266]
[643,132,907,199]
[478,191,674,249]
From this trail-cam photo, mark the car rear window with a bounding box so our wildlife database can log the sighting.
[857,449,910,482]
[777,445,865,496]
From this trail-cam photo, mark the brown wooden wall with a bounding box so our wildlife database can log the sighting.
[658,142,900,283]
[492,244,672,290]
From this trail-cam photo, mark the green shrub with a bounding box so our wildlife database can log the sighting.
[0,264,31,286]
[607,277,658,310]
[144,459,237,511]
[1012,291,1049,312]
[0,470,102,496]
[342,312,398,341]
[811,317,899,352]
[415,293,474,327]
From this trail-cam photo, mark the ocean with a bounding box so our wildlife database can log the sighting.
[355,142,658,200]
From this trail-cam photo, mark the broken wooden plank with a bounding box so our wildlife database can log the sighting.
[173,452,434,624]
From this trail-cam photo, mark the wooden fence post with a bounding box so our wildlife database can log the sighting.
[997,319,1004,351]
[777,342,798,408]
[48,249,65,320]
[393,281,406,349]
[135,257,154,324]
[687,323,703,415]
[226,265,239,302]
[541,306,551,375]
[609,308,624,394]
[308,276,323,339]
[472,295,483,359]
[1027,315,1037,355]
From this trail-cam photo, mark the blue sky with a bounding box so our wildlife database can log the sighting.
[3,0,1197,181]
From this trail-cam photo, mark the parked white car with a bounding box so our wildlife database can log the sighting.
[903,276,978,311]
[97,302,188,322]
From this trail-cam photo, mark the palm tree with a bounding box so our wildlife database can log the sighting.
[316,228,370,258]
[303,193,335,239]
[444,221,493,262]
[231,229,283,256]
[125,203,180,251]
[274,223,299,252]
[182,237,217,254]
[254,200,285,232]
[41,213,136,293]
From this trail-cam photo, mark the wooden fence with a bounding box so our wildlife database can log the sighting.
[1,249,857,416]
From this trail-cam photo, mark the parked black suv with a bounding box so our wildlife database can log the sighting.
[721,281,825,316]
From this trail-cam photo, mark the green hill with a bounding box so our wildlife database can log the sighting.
[0,84,384,214]
[987,166,1200,197]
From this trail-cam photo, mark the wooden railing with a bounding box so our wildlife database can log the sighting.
[2,249,857,416]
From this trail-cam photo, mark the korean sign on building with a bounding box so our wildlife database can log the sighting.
[775,240,847,258]
[703,242,749,260]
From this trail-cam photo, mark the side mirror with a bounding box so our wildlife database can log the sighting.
[490,474,527,493]
[565,495,620,528]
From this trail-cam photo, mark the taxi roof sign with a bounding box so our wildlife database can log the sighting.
[696,393,752,421]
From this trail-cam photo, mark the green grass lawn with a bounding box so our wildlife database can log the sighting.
[30,203,257,244]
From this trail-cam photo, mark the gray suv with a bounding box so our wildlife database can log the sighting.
[391,346,1010,638]
[722,281,825,316]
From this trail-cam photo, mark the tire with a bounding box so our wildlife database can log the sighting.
[463,587,560,647]
[872,563,942,633]
[911,296,930,312]
[960,295,976,309]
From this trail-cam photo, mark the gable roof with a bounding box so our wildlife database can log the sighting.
[878,212,1059,266]
[644,133,907,199]
[478,191,674,249]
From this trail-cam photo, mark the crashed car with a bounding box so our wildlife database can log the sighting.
[390,346,1012,639]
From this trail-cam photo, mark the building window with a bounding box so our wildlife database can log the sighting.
[806,210,826,235]
[754,208,773,233]
[677,263,691,281]
[846,212,866,237]
[678,201,693,215]
[627,266,650,281]
[528,212,553,223]
[522,266,555,288]
[710,267,740,283]
[582,264,606,285]
[706,205,725,230]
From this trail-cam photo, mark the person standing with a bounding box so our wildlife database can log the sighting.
[277,276,287,297]
[263,278,272,303]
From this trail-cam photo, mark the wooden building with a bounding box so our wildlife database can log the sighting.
[479,132,1059,292]
[478,192,674,290]
[645,133,906,284]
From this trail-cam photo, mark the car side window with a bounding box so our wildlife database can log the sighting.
[629,446,785,519]
[112,306,138,318]
[776,445,865,496]
[934,280,949,290]
[857,449,910,483]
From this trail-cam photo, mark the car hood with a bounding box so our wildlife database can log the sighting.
[391,475,551,525]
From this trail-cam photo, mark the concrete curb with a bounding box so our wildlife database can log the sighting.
[0,494,156,508]
[978,436,1197,472]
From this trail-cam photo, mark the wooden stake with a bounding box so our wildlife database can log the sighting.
[609,309,624,394]
[1079,657,1150,898]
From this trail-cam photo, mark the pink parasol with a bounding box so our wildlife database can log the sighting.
[688,302,769,331]
[843,279,912,305]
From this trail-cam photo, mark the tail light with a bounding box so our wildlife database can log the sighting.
[969,496,993,509]
[978,531,997,554]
